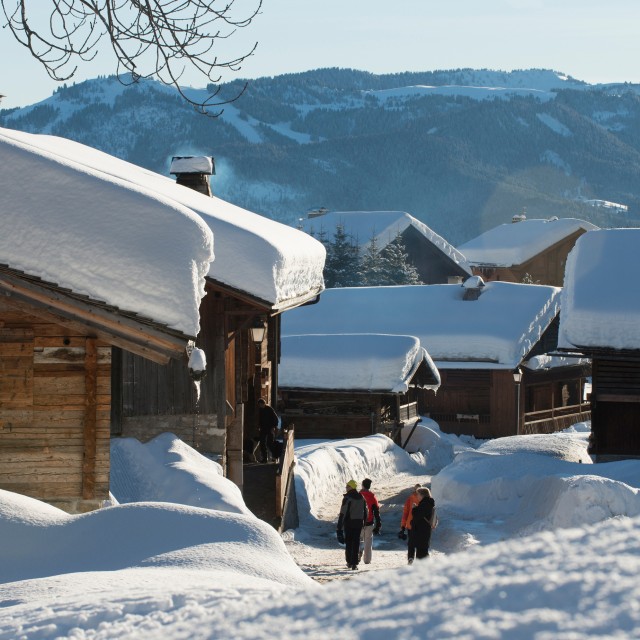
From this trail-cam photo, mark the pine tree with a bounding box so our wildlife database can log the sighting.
[381,233,422,285]
[324,224,360,288]
[359,233,386,286]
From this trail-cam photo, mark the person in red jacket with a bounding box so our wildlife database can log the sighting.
[359,478,382,564]
[398,484,422,562]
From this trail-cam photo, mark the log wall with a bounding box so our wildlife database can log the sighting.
[0,300,110,512]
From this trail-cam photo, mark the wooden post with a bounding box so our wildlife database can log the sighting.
[212,297,227,471]
[82,337,98,500]
[227,403,244,490]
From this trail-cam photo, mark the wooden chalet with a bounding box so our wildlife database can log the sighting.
[0,266,196,513]
[559,229,640,460]
[458,216,598,286]
[0,128,214,513]
[278,334,440,440]
[282,282,591,440]
[302,210,472,284]
[111,157,326,488]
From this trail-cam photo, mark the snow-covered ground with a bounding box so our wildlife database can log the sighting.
[3,423,640,638]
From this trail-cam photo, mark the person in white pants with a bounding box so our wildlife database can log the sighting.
[359,478,382,564]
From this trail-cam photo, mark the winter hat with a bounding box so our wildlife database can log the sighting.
[346,479,358,490]
[362,478,372,490]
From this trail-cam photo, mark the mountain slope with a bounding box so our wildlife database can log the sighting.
[3,68,640,243]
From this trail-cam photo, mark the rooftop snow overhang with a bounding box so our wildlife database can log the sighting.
[205,278,324,315]
[0,265,191,364]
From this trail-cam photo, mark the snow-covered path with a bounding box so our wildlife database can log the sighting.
[284,471,434,580]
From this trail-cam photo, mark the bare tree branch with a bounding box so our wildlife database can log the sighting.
[1,0,261,114]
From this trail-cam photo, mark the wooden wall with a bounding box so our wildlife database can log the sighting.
[420,369,516,438]
[471,229,587,286]
[0,300,110,512]
[115,287,268,456]
[281,391,384,439]
[422,366,590,439]
[591,357,640,458]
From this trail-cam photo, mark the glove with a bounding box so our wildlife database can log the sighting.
[398,528,407,540]
[373,522,381,535]
[336,530,345,545]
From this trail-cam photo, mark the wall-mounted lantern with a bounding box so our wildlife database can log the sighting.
[250,317,267,344]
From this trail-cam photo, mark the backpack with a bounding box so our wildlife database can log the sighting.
[345,493,367,524]
[430,506,439,530]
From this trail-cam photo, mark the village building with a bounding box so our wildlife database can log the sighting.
[301,210,472,284]
[282,282,590,439]
[458,215,598,286]
[559,228,640,461]
[108,156,325,490]
[279,334,440,440]
[0,127,214,513]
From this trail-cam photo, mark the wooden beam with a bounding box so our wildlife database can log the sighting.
[82,338,98,500]
[0,271,190,363]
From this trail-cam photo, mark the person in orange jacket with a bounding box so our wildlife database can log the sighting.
[398,484,422,561]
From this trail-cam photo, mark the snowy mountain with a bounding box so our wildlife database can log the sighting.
[3,68,640,243]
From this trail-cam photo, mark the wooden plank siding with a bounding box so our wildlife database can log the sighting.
[470,229,587,287]
[421,365,590,439]
[281,391,397,440]
[115,284,273,459]
[0,301,111,512]
[591,357,640,457]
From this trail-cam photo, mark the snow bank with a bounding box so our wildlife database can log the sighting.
[399,420,456,473]
[282,283,561,369]
[511,474,640,535]
[5,511,640,638]
[0,489,310,588]
[111,433,250,515]
[280,334,439,392]
[459,217,597,267]
[560,228,640,350]
[0,127,214,337]
[294,435,426,527]
[478,431,590,462]
[432,447,640,532]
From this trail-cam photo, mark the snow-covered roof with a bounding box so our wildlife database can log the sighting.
[1,128,325,314]
[458,217,598,267]
[301,210,472,275]
[559,228,640,351]
[0,127,214,338]
[280,334,440,393]
[282,283,561,369]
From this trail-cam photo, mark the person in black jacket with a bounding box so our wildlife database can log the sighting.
[257,398,279,463]
[337,479,367,570]
[408,487,436,563]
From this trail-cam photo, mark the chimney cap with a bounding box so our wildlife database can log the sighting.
[170,156,215,176]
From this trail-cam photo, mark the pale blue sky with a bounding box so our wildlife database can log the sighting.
[2,0,640,108]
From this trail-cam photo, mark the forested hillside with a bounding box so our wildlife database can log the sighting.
[3,68,640,244]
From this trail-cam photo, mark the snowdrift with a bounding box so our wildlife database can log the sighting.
[111,433,250,515]
[0,489,310,588]
[432,448,640,534]
[478,431,590,462]
[399,420,456,473]
[294,435,426,527]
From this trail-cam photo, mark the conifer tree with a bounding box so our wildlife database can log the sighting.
[324,224,360,288]
[381,233,422,285]
[359,233,386,286]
